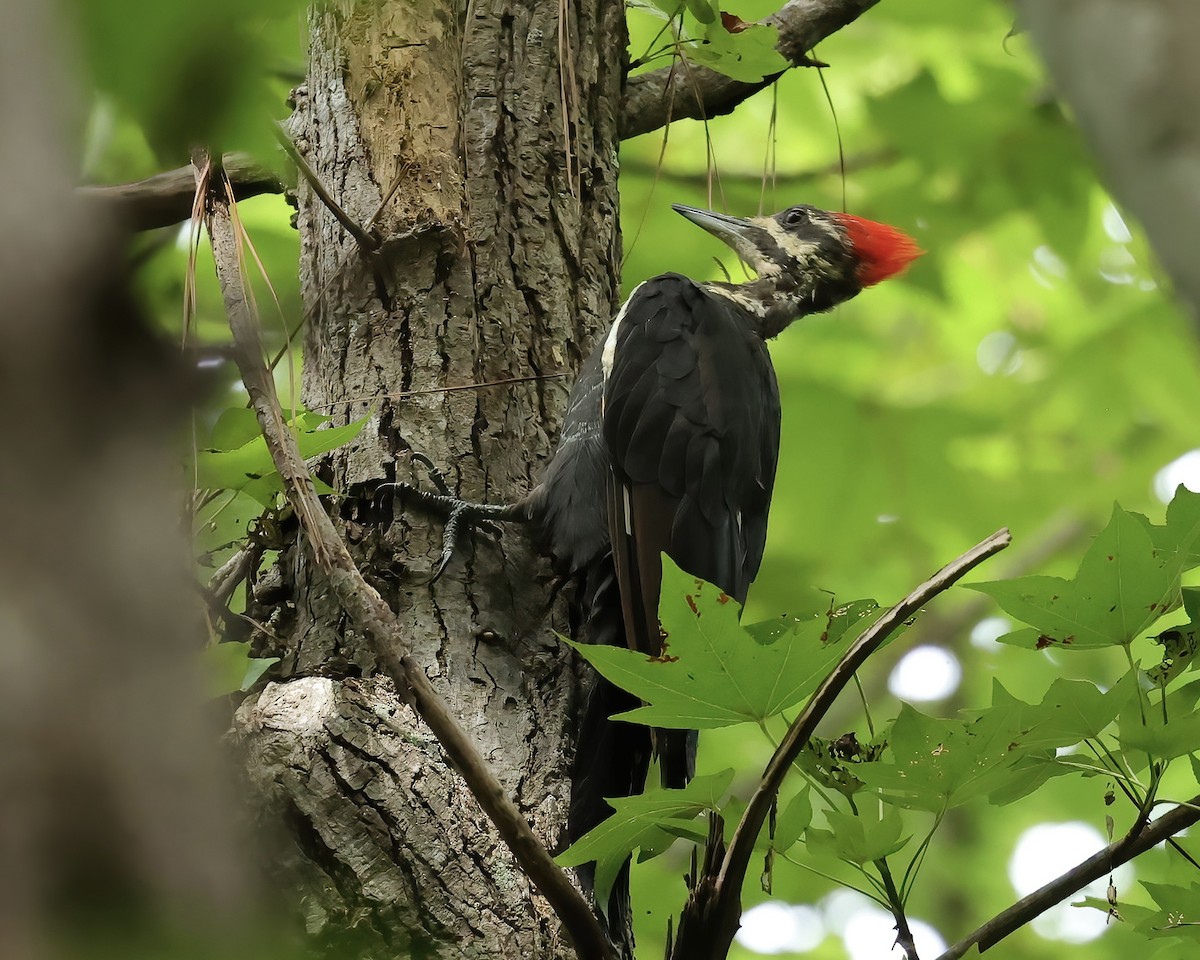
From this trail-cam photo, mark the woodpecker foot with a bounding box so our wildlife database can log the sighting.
[384,454,522,583]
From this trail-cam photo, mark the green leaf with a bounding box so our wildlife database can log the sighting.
[809,806,909,865]
[1148,587,1200,683]
[1161,487,1200,571]
[193,413,369,493]
[202,642,278,696]
[792,733,885,798]
[1138,882,1200,942]
[687,23,788,83]
[194,490,267,562]
[967,504,1196,650]
[630,0,685,20]
[745,597,878,646]
[555,769,733,909]
[1074,895,1155,927]
[566,557,881,729]
[856,698,1036,812]
[207,407,267,451]
[684,0,717,25]
[772,788,813,854]
[1121,704,1200,762]
[1018,671,1137,749]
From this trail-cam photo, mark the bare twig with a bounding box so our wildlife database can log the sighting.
[196,156,616,960]
[621,0,883,140]
[671,528,1013,960]
[936,794,1200,959]
[80,153,283,231]
[904,512,1088,651]
[306,372,571,410]
[273,123,382,253]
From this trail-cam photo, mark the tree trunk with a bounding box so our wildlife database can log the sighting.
[234,2,625,957]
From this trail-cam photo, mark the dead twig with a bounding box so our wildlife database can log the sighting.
[195,154,616,960]
[272,123,381,253]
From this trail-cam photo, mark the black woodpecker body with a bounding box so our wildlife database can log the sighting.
[516,203,921,930]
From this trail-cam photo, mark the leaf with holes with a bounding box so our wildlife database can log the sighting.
[856,698,1037,812]
[967,503,1199,650]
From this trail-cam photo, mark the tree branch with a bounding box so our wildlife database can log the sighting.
[876,856,919,960]
[671,528,1013,960]
[621,0,883,140]
[81,153,283,231]
[936,795,1200,959]
[197,156,616,960]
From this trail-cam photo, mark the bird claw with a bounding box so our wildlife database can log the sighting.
[409,452,452,497]
[384,454,519,582]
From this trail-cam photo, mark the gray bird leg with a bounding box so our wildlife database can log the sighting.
[385,453,527,582]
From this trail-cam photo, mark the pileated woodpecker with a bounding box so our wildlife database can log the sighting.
[403,202,919,934]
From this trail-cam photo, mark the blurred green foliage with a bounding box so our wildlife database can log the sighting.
[72,0,1200,957]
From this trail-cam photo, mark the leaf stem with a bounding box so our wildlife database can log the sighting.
[900,810,944,901]
[778,852,888,908]
[854,673,876,740]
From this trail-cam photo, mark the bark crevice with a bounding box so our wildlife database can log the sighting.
[234,2,627,956]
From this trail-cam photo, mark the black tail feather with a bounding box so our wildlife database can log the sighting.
[568,673,645,956]
[566,553,698,956]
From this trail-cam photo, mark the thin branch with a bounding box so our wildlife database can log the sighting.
[671,528,1012,960]
[724,529,1012,889]
[904,512,1088,652]
[935,794,1200,960]
[273,123,381,253]
[875,857,919,960]
[305,372,571,411]
[266,161,410,373]
[621,0,883,140]
[196,156,616,960]
[80,153,283,231]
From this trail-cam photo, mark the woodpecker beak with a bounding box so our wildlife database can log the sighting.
[671,204,770,270]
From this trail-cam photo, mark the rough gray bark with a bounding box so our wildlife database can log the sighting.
[233,2,625,957]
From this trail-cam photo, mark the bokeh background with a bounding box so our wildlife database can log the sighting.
[65,0,1200,958]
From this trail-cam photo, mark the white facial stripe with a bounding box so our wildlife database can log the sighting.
[758,217,822,266]
[704,284,767,316]
[601,280,646,385]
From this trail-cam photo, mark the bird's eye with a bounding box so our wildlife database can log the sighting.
[782,206,809,228]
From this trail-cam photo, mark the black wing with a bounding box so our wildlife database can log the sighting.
[602,273,781,659]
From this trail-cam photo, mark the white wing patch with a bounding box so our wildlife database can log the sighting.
[601,280,647,386]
